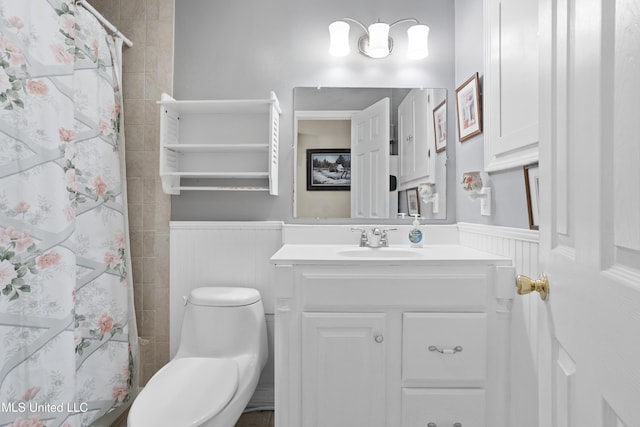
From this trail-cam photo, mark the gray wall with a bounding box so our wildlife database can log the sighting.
[172,0,456,223]
[173,0,530,229]
[454,0,530,228]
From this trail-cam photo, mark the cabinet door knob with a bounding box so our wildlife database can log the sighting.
[374,335,383,343]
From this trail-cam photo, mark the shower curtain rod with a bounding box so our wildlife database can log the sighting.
[75,0,133,47]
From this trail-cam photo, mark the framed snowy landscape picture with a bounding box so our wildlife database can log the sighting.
[306,148,351,191]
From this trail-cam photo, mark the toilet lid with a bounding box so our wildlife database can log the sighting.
[189,287,261,307]
[128,357,238,427]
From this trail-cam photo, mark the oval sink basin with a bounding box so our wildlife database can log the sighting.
[337,247,421,258]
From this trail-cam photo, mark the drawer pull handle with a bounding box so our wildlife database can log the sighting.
[428,345,463,354]
[374,335,384,343]
[427,424,462,427]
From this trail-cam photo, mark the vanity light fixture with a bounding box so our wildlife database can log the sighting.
[329,18,429,59]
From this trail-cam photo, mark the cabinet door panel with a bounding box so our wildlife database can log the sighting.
[398,89,436,189]
[398,92,416,185]
[401,388,486,427]
[302,313,386,427]
[484,0,539,171]
[402,313,487,386]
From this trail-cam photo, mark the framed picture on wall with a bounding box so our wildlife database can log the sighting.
[407,188,421,216]
[455,72,483,142]
[433,99,447,153]
[306,148,351,191]
[523,164,540,230]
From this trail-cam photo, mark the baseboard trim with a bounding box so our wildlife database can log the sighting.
[91,401,131,427]
[248,386,274,409]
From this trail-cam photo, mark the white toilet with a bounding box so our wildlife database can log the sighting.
[128,287,268,427]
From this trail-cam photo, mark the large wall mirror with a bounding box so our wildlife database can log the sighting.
[294,87,447,220]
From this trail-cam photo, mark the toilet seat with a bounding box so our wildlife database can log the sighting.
[128,357,238,427]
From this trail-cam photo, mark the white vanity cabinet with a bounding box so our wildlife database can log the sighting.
[398,88,437,190]
[158,92,281,194]
[483,0,539,171]
[271,253,514,427]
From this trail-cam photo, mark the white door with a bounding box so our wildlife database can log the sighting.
[537,0,640,426]
[398,91,415,185]
[351,98,390,218]
[302,313,387,427]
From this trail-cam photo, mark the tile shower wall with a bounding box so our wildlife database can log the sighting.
[91,0,174,384]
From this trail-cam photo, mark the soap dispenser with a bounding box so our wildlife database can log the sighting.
[408,215,423,248]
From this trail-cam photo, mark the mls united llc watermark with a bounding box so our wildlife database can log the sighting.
[1,401,89,414]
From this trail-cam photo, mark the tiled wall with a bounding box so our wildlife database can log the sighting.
[90,0,174,384]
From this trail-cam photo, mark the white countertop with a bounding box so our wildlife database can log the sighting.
[270,244,512,265]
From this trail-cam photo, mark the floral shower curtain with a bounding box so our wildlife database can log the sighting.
[0,1,137,426]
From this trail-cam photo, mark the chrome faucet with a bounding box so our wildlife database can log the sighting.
[369,228,383,248]
[351,227,397,248]
[350,227,369,247]
[380,228,397,247]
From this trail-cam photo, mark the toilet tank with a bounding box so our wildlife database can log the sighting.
[175,287,267,360]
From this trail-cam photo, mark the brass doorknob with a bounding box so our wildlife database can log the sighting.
[516,273,549,300]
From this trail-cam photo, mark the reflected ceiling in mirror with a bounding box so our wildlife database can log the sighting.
[294,87,447,221]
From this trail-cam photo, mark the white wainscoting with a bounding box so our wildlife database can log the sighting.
[458,223,539,277]
[458,222,540,427]
[169,221,283,408]
[168,221,542,417]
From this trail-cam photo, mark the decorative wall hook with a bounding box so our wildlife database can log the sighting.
[418,183,439,214]
[461,171,492,216]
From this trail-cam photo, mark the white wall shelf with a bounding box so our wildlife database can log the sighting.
[159,92,281,195]
[162,172,269,178]
[164,144,269,153]
[176,186,270,192]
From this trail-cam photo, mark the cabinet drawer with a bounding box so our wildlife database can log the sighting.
[300,267,488,310]
[401,388,485,427]
[402,313,486,385]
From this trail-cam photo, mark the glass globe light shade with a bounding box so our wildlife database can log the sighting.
[329,21,350,57]
[407,24,429,60]
[367,22,390,58]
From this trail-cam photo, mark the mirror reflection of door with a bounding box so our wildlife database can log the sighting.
[351,98,390,218]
